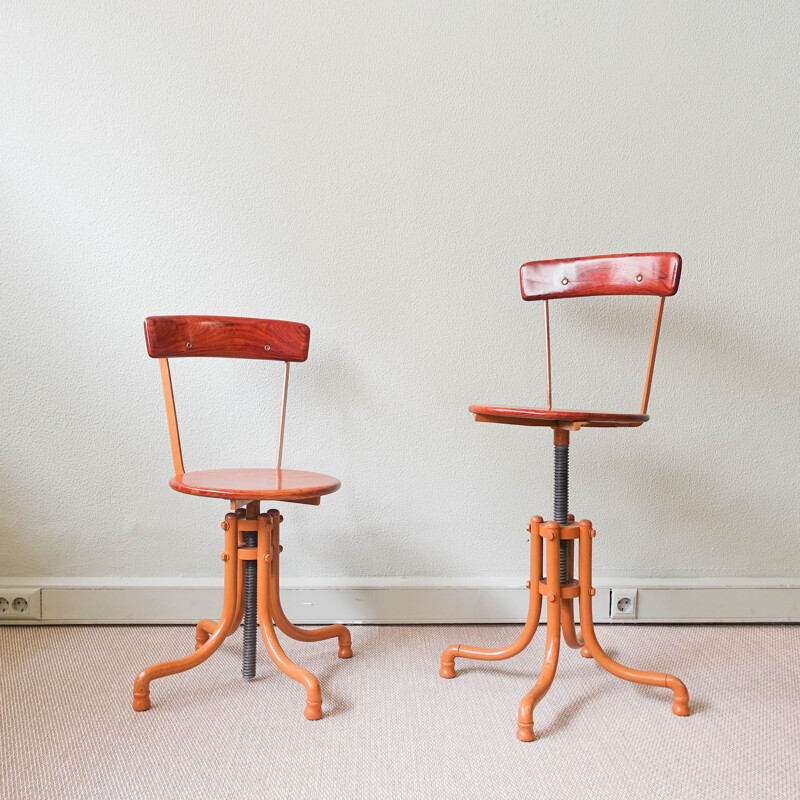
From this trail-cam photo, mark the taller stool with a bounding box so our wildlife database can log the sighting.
[439,253,689,741]
[133,316,352,720]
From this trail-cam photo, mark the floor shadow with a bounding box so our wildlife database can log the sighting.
[454,664,540,680]
[534,690,607,740]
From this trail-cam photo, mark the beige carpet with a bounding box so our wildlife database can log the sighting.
[1,624,798,799]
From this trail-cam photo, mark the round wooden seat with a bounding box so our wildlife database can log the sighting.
[170,468,341,501]
[469,405,649,428]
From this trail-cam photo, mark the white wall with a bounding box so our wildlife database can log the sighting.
[1,1,798,585]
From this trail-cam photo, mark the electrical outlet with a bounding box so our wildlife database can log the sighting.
[0,588,41,620]
[610,588,638,620]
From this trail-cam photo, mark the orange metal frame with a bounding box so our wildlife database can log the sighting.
[440,431,689,741]
[133,502,352,718]
[134,322,351,720]
[441,258,688,740]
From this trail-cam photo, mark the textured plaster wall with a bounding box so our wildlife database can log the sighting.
[1,2,798,581]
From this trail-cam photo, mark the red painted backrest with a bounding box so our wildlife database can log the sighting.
[144,316,310,361]
[143,316,309,477]
[517,253,683,415]
[519,253,681,301]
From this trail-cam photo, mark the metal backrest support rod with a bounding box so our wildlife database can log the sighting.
[159,358,184,476]
[542,295,667,417]
[640,296,665,415]
[543,300,552,410]
[276,362,290,470]
[158,357,292,477]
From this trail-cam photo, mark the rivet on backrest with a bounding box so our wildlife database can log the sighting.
[185,342,193,349]
[264,344,271,351]
[636,274,643,282]
[561,278,569,285]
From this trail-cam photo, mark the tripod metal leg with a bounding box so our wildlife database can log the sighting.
[440,517,543,678]
[438,428,688,740]
[561,597,584,650]
[561,540,586,652]
[226,538,246,636]
[516,521,562,741]
[133,513,240,711]
[133,506,349,718]
[577,520,689,716]
[256,513,324,720]
[195,522,246,649]
[266,510,352,659]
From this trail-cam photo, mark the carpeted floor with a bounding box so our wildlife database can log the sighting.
[1,624,798,799]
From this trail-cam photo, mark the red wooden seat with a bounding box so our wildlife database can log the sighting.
[469,405,648,428]
[170,468,341,502]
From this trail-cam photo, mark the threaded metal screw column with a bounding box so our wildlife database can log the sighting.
[241,530,257,680]
[554,443,569,584]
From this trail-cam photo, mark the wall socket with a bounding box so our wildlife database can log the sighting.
[610,588,638,620]
[0,588,42,620]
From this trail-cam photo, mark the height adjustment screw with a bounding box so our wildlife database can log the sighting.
[220,552,230,562]
[525,581,531,589]
[589,587,596,597]
[264,553,273,562]
[220,521,229,531]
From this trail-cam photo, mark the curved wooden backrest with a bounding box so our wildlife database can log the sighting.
[520,252,681,301]
[517,253,682,415]
[144,315,307,479]
[144,315,310,362]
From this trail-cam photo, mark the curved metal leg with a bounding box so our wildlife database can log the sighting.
[133,513,239,711]
[195,586,245,648]
[577,520,689,716]
[561,540,587,652]
[226,553,246,636]
[195,518,246,650]
[194,617,219,650]
[267,510,352,658]
[517,521,562,741]
[256,514,323,720]
[561,598,585,650]
[441,517,543,678]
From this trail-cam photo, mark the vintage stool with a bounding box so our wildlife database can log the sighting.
[133,316,352,719]
[439,253,690,741]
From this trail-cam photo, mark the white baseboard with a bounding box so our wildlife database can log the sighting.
[1,577,798,625]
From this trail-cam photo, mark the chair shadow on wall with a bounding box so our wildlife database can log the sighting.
[572,297,798,570]
[295,287,783,735]
[9,293,781,615]
[291,297,787,624]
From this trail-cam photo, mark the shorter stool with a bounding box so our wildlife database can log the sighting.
[133,316,352,720]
